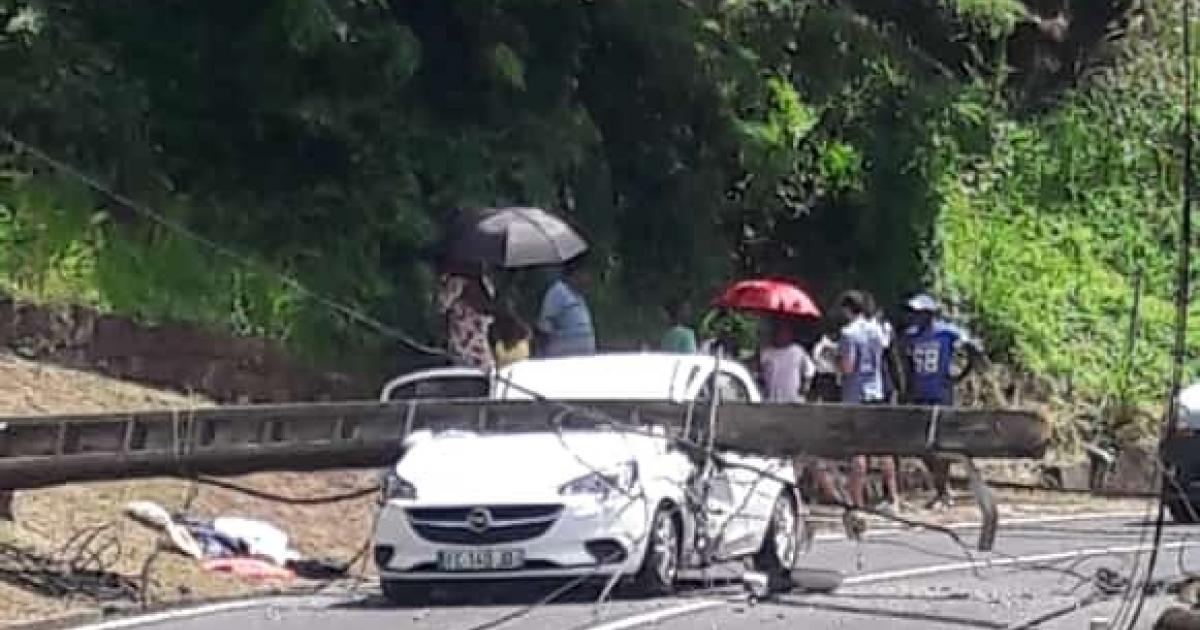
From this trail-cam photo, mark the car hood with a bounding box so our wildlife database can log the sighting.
[393,430,664,503]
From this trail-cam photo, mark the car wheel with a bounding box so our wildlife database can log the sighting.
[633,504,681,596]
[753,492,800,577]
[1167,499,1199,524]
[381,579,427,606]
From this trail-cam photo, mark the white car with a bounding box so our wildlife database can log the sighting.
[372,353,803,602]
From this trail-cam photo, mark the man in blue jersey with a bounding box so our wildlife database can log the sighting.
[899,293,985,509]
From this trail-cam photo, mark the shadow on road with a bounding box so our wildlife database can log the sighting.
[1126,520,1200,528]
[825,591,973,603]
[334,576,742,610]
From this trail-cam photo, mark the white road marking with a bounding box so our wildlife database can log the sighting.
[813,511,1148,542]
[842,540,1200,586]
[74,596,324,630]
[585,599,725,630]
[68,513,1163,630]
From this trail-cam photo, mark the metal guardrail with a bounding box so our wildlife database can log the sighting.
[0,399,1049,491]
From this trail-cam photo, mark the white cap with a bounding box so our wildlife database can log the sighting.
[906,294,940,313]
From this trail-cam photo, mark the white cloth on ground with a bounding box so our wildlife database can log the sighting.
[212,516,301,566]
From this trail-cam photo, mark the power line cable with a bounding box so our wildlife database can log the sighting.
[0,128,443,357]
[1121,0,1195,625]
[0,119,1063,627]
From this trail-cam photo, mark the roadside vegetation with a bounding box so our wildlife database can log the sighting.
[0,0,1192,444]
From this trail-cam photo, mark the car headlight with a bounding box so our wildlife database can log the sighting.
[559,461,639,500]
[380,470,418,502]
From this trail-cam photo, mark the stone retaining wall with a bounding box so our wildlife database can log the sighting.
[0,298,370,403]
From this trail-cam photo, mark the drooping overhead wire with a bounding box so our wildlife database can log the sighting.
[0,128,442,357]
[1121,0,1195,626]
[0,80,1091,629]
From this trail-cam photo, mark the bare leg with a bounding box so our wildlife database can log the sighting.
[821,470,842,504]
[813,463,843,504]
[880,456,900,510]
[848,456,868,507]
[923,455,954,508]
[794,457,844,505]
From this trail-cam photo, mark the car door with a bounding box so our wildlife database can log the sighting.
[708,370,789,559]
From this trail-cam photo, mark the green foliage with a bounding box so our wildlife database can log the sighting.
[924,23,1197,436]
[0,0,1189,441]
[948,0,1028,36]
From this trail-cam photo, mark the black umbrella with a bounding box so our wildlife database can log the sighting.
[443,207,588,268]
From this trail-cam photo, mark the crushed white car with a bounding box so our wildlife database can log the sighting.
[372,353,803,602]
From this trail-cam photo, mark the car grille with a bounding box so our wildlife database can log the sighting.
[406,504,563,546]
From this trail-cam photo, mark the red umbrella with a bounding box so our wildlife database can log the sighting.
[713,278,822,319]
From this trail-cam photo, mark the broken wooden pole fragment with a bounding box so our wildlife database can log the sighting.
[1155,607,1200,630]
[0,399,1049,491]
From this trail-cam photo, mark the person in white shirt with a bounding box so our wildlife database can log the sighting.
[810,332,840,402]
[760,319,843,505]
[759,319,816,403]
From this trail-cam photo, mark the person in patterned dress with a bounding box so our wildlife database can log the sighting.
[436,270,495,370]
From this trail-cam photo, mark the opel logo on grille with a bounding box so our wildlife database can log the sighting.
[467,507,492,533]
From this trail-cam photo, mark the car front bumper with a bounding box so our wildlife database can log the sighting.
[374,495,653,581]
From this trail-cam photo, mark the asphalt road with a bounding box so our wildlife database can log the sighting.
[82,512,1200,630]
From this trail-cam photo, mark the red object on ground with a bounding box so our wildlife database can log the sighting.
[201,557,296,581]
[713,278,822,319]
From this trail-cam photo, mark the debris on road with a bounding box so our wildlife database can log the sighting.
[1154,607,1200,629]
[125,500,301,568]
[789,568,844,594]
[198,516,300,567]
[742,571,770,600]
[200,557,295,581]
[124,501,203,560]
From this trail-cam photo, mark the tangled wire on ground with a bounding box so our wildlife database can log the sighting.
[0,523,140,604]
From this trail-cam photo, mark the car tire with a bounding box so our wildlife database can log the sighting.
[632,503,681,596]
[381,579,427,606]
[752,492,800,578]
[1167,499,1199,524]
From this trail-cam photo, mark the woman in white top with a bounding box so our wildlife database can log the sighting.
[761,318,843,506]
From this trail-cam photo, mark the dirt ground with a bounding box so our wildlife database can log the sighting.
[0,354,1154,624]
[0,355,377,623]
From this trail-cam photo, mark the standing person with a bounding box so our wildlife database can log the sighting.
[660,298,698,353]
[838,290,900,512]
[862,291,901,402]
[762,318,842,506]
[700,310,742,360]
[899,293,985,509]
[809,326,841,402]
[436,268,495,370]
[759,319,816,403]
[535,258,596,357]
[492,305,532,368]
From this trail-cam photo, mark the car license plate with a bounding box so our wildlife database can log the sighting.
[436,549,525,571]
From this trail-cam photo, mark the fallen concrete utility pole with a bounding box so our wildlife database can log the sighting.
[0,399,1048,491]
